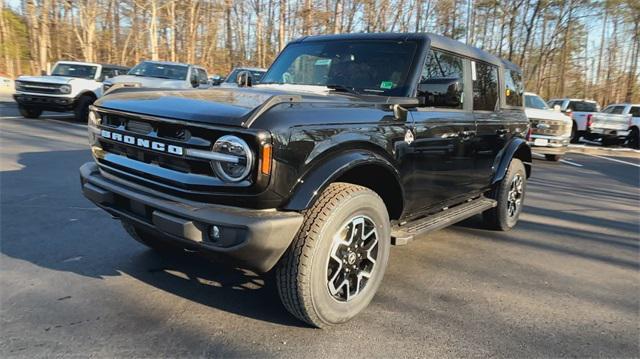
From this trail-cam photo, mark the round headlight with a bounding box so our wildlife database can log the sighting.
[211,135,254,182]
[60,84,71,94]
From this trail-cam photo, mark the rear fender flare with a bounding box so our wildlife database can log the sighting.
[491,138,532,185]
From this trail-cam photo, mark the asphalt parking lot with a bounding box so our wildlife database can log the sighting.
[1,101,639,358]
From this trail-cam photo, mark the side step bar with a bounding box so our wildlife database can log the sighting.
[391,197,496,245]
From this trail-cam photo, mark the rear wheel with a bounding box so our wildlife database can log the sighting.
[483,158,527,231]
[74,95,94,122]
[276,182,391,328]
[18,106,42,119]
[626,127,639,149]
[545,154,561,161]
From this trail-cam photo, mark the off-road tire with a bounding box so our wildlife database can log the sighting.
[545,154,561,161]
[74,95,94,123]
[276,182,391,328]
[121,220,177,253]
[483,158,527,231]
[18,106,42,119]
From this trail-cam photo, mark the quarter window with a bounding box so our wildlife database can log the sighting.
[473,62,499,111]
[505,70,523,107]
[418,49,465,109]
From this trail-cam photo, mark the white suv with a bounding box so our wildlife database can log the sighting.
[13,61,128,121]
[102,61,210,94]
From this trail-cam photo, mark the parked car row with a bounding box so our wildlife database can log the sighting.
[11,60,267,122]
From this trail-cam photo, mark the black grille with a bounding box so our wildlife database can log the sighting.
[16,81,63,94]
[94,111,253,191]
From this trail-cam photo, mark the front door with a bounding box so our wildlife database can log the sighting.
[401,48,477,215]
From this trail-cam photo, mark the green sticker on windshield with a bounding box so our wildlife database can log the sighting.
[380,81,393,89]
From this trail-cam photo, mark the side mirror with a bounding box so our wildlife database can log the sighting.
[417,77,462,108]
[553,105,561,112]
[236,71,252,87]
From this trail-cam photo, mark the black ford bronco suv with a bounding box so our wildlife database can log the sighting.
[80,33,531,327]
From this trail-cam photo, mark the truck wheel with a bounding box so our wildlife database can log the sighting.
[483,158,527,231]
[545,154,561,161]
[626,128,639,149]
[18,106,42,119]
[121,220,176,253]
[74,95,94,122]
[570,122,579,143]
[276,182,391,328]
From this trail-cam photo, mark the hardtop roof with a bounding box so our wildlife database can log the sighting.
[291,32,513,69]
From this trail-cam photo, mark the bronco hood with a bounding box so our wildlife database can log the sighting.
[16,75,75,84]
[94,87,364,128]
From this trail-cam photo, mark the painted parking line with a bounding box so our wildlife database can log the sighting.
[1,115,87,129]
[581,153,640,168]
[559,158,583,167]
[533,152,583,167]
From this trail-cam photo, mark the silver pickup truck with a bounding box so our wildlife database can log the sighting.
[588,105,632,146]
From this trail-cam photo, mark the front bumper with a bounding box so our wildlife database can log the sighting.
[79,162,303,272]
[13,93,77,111]
[527,134,569,155]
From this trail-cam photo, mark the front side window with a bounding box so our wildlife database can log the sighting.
[260,40,418,96]
[128,62,189,80]
[525,94,549,110]
[196,69,208,84]
[417,49,465,109]
[505,70,523,106]
[51,63,98,79]
[473,62,499,111]
[630,106,640,117]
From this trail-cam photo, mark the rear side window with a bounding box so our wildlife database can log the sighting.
[473,61,499,111]
[505,70,523,107]
[630,107,640,117]
[418,49,465,109]
[568,101,597,112]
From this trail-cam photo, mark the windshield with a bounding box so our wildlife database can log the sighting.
[224,69,266,83]
[51,63,98,79]
[525,94,549,110]
[260,40,418,96]
[128,62,188,80]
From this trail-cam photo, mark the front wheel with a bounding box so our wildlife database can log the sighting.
[276,182,391,328]
[74,95,94,122]
[483,158,527,231]
[18,106,42,119]
[545,154,561,161]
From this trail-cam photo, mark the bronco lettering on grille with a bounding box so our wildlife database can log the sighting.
[100,129,183,155]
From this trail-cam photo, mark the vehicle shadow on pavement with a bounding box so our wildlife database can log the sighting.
[0,150,305,328]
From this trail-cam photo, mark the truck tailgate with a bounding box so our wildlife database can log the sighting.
[590,113,630,131]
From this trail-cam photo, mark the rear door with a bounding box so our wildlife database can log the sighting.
[472,61,508,191]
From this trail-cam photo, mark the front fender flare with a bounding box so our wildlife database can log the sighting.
[283,150,401,211]
[491,137,532,185]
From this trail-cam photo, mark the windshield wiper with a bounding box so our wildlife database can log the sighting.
[326,84,360,95]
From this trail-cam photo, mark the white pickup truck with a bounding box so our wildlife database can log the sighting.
[547,98,600,143]
[591,103,639,147]
[587,105,632,146]
[13,61,129,121]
